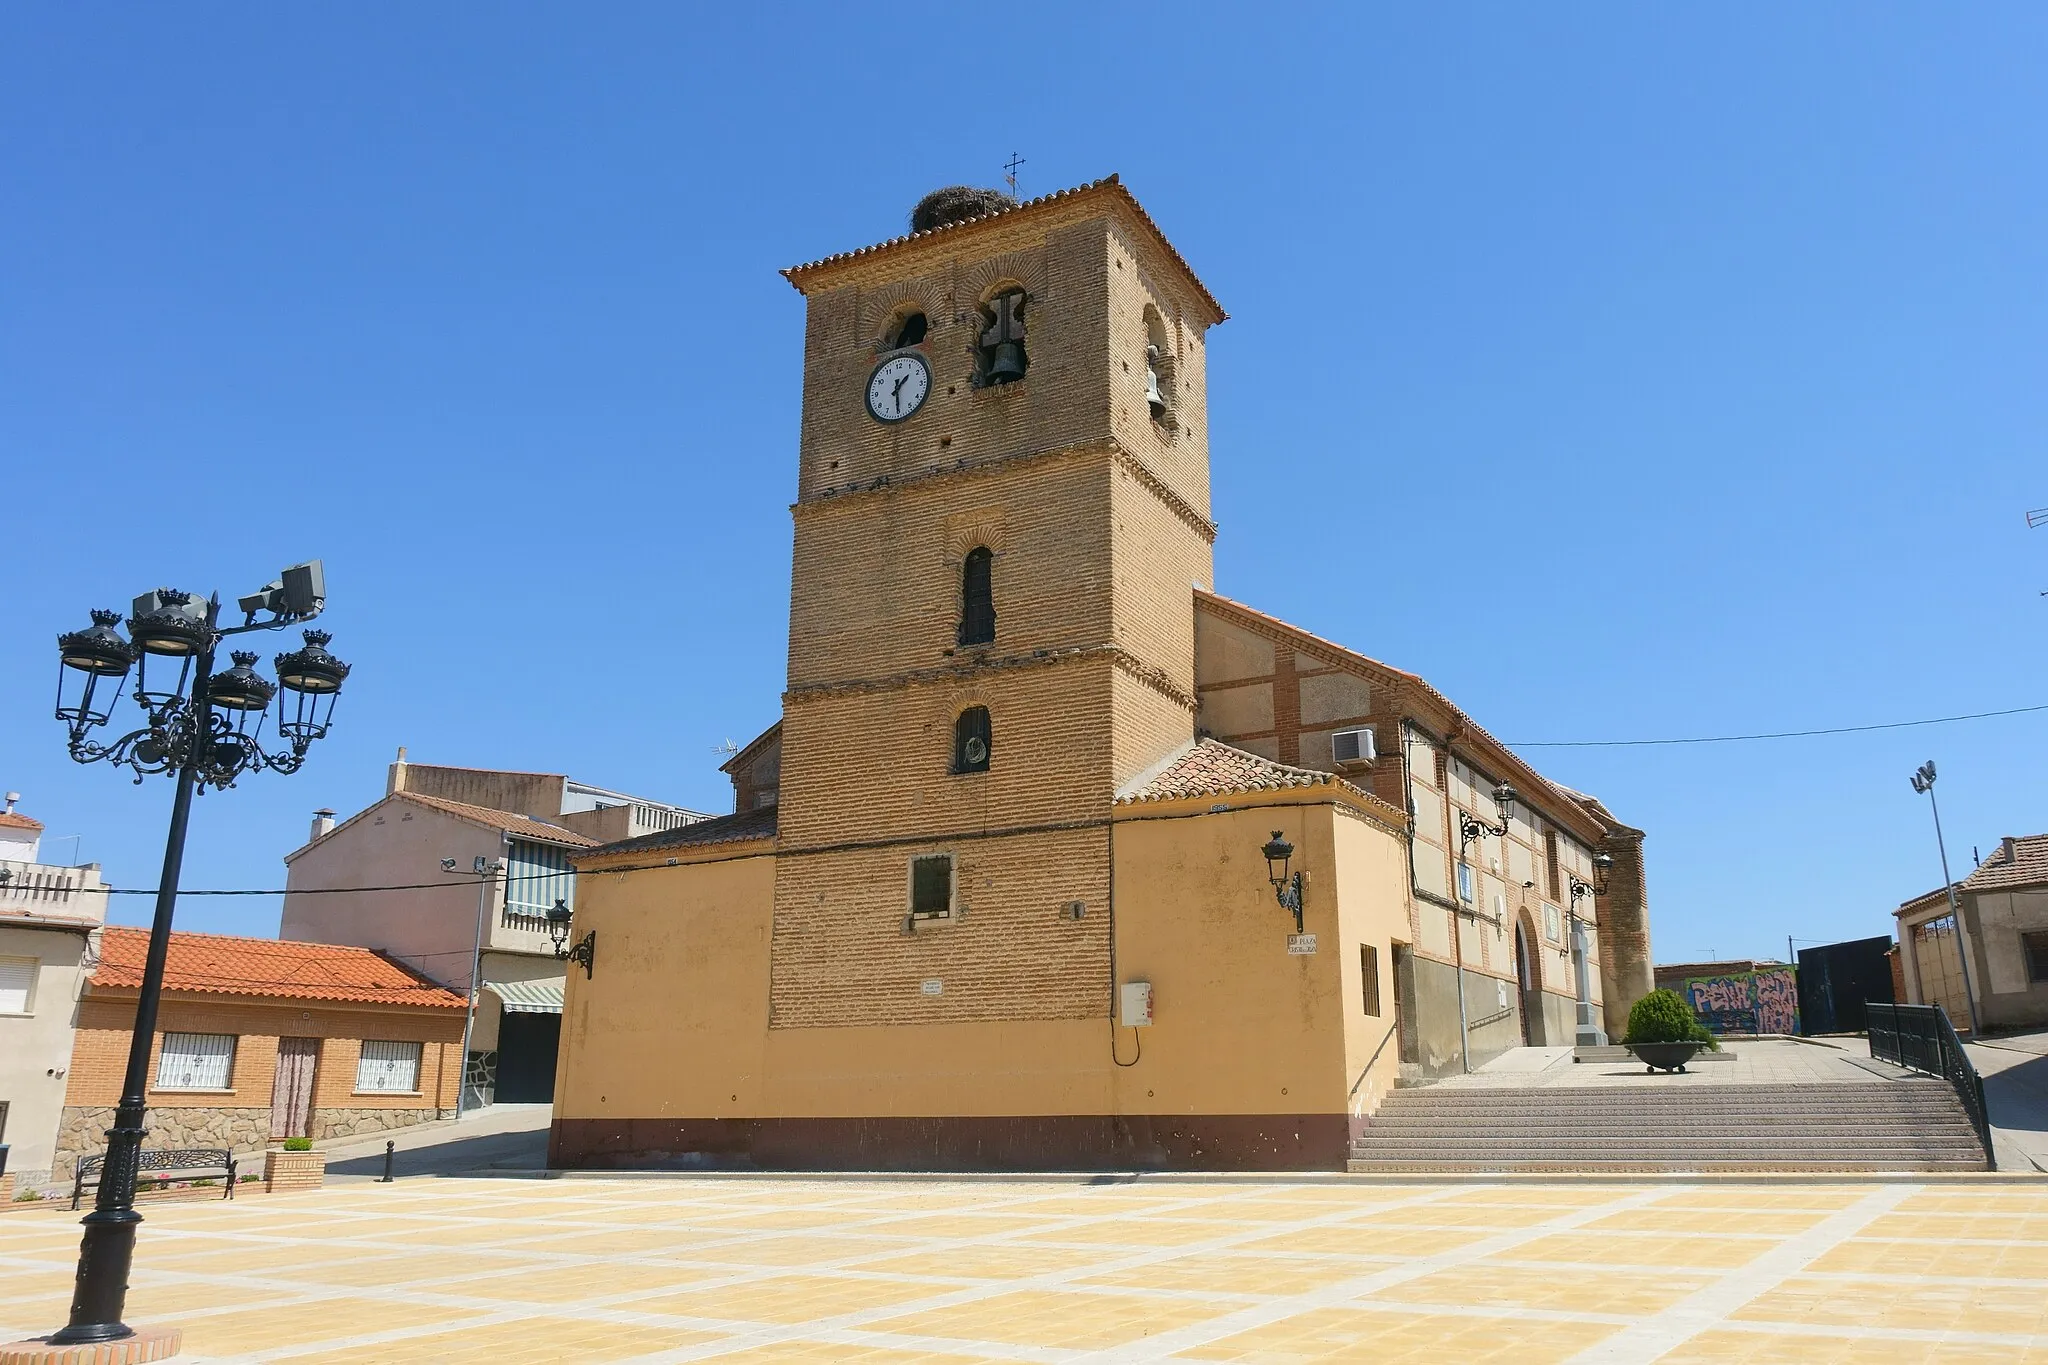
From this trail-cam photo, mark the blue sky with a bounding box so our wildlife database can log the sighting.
[3,5,2044,964]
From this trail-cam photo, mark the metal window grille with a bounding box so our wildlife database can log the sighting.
[911,855,953,919]
[156,1032,235,1090]
[1359,945,1380,1017]
[356,1040,423,1093]
[0,956,34,1014]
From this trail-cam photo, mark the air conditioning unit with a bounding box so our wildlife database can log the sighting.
[1331,727,1376,768]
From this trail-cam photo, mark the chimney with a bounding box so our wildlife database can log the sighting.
[388,745,409,795]
[2003,836,2018,866]
[2,792,17,815]
[311,808,336,841]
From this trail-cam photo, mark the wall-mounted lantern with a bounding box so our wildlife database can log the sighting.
[1262,831,1305,933]
[546,898,596,979]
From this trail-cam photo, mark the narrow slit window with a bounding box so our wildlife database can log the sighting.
[1360,944,1381,1017]
[959,547,995,645]
[911,854,954,919]
[953,706,992,774]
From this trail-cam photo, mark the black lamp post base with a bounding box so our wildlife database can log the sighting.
[0,1325,181,1364]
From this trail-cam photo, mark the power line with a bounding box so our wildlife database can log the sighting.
[1511,702,2048,749]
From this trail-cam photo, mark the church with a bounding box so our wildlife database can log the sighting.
[550,178,1655,1171]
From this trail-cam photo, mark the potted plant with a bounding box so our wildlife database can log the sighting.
[1623,989,1720,1073]
[263,1135,327,1192]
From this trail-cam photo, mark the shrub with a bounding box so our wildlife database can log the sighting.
[281,1136,314,1152]
[13,1189,42,1202]
[1623,989,1720,1050]
[239,1173,259,1183]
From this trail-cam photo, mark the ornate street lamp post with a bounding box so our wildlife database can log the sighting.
[42,563,347,1349]
[1450,780,1518,1072]
[1566,851,1614,1045]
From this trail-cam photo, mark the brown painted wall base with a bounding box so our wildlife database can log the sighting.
[550,1114,1352,1173]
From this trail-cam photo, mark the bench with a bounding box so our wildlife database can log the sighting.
[72,1148,237,1210]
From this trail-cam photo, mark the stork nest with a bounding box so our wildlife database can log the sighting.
[910,186,1017,234]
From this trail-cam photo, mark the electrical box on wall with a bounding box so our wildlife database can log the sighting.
[1120,980,1154,1027]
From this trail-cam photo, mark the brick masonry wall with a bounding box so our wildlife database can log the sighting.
[1595,831,1655,1038]
[59,992,464,1175]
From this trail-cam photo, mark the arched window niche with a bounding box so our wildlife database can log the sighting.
[884,307,927,350]
[958,546,995,646]
[1143,305,1176,429]
[953,706,992,774]
[975,287,1028,386]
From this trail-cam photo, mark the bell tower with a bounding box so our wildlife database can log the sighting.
[771,177,1226,1033]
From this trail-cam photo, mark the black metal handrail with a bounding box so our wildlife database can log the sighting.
[1867,1000,1995,1170]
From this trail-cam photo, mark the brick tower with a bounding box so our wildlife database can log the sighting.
[772,178,1227,1033]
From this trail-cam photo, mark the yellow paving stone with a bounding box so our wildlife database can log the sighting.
[1367,1264,1709,1316]
[1862,1212,2048,1242]
[1895,1191,2048,1215]
[1016,1217,1250,1247]
[702,1208,915,1232]
[856,1242,1114,1281]
[696,1344,992,1363]
[1082,1251,1368,1295]
[1643,1187,1871,1212]
[428,1259,720,1304]
[633,1272,956,1325]
[1812,1237,2048,1279]
[1658,1329,2048,1363]
[175,1297,486,1354]
[1733,1273,2048,1336]
[686,1234,924,1268]
[871,1287,1233,1350]
[855,1212,1054,1239]
[1506,1230,1774,1270]
[532,1226,759,1258]
[1240,1225,1487,1258]
[1363,1203,1569,1229]
[1582,1207,1828,1236]
[258,1249,520,1288]
[288,1315,723,1363]
[1008,1194,1218,1217]
[125,1275,294,1315]
[1173,1305,1620,1361]
[1431,1186,1641,1208]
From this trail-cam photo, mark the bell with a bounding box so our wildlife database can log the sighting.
[1144,367,1164,406]
[988,340,1027,383]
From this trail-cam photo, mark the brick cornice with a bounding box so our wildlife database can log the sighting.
[786,642,1196,712]
[792,439,1217,545]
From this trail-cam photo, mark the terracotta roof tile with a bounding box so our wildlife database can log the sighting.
[578,803,779,860]
[1116,739,1353,805]
[1961,834,2048,893]
[782,176,1226,324]
[92,927,466,1008]
[0,811,44,832]
[393,792,602,847]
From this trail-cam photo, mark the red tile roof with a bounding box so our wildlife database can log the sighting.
[782,176,1226,325]
[579,803,779,861]
[1961,834,2048,893]
[92,926,466,1008]
[0,811,44,832]
[393,792,602,848]
[1116,739,1361,805]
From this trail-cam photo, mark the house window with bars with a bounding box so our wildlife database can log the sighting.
[156,1032,235,1091]
[910,854,954,920]
[356,1040,424,1094]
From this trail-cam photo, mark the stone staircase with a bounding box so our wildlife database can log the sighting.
[1349,1079,1987,1173]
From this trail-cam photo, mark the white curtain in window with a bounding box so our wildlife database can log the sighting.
[0,957,35,1014]
[356,1040,423,1093]
[157,1032,235,1090]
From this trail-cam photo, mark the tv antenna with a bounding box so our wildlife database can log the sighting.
[2031,507,2048,594]
[713,738,740,759]
[1004,152,1025,198]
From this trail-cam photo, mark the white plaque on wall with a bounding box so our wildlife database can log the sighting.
[1287,934,1318,955]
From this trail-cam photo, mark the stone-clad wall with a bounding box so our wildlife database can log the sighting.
[313,1107,438,1141]
[53,1105,270,1184]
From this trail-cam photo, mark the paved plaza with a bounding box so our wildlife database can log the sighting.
[6,1175,2048,1362]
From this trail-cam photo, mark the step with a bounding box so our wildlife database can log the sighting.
[1347,1158,1987,1173]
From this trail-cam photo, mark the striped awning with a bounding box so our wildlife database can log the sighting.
[485,978,564,1014]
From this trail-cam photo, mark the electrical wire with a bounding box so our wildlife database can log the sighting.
[1510,702,2048,748]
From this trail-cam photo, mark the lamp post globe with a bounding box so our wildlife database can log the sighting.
[1262,831,1294,887]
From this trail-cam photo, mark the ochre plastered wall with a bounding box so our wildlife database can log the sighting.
[553,796,1408,1168]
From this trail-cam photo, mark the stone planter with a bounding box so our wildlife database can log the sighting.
[1628,1041,1707,1073]
[263,1148,327,1194]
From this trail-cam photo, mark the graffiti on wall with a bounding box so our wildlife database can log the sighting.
[1680,967,1799,1036]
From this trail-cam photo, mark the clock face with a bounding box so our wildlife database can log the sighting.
[866,353,931,423]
